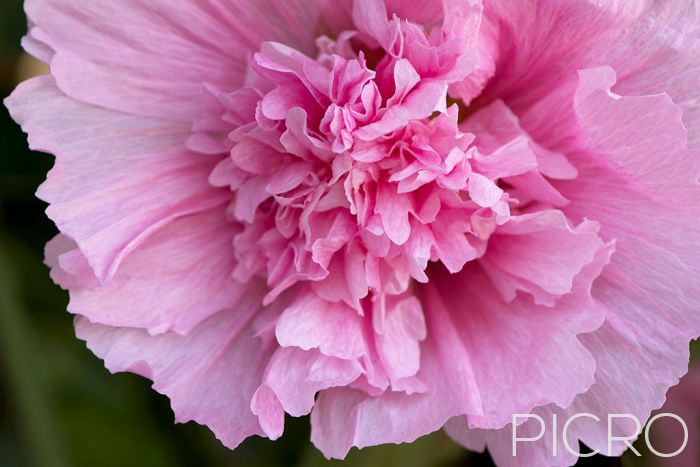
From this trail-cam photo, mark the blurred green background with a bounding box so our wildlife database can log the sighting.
[0,1,693,466]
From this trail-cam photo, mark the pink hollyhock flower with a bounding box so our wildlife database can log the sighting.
[5,0,700,465]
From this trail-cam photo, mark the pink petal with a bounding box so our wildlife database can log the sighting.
[311,318,483,459]
[75,281,272,450]
[275,291,366,360]
[540,66,700,457]
[234,176,272,223]
[250,385,285,440]
[25,0,331,120]
[450,57,700,466]
[5,76,230,283]
[355,81,448,140]
[468,172,503,208]
[375,184,411,245]
[605,2,700,150]
[574,66,700,202]
[429,254,609,430]
[51,208,243,335]
[257,347,362,420]
[265,161,312,194]
[375,295,427,382]
[472,137,537,180]
[482,210,606,301]
[230,138,283,174]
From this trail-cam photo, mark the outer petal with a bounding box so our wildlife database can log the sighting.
[464,0,700,152]
[453,0,623,113]
[606,1,700,149]
[424,255,609,431]
[310,327,483,459]
[4,76,230,282]
[573,66,700,203]
[445,405,578,467]
[374,295,426,383]
[48,207,243,335]
[74,281,273,450]
[24,0,339,120]
[451,64,700,466]
[554,67,700,456]
[258,347,363,418]
[562,70,700,452]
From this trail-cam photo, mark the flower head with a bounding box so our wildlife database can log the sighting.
[6,0,700,465]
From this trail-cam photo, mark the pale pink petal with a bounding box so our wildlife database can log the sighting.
[375,183,411,245]
[472,137,537,180]
[250,385,285,440]
[234,176,272,223]
[311,242,610,458]
[375,295,426,382]
[426,255,610,430]
[266,347,362,416]
[265,161,312,194]
[505,171,569,208]
[5,76,230,282]
[429,214,478,274]
[355,81,448,140]
[445,405,578,467]
[74,281,272,450]
[230,138,283,174]
[482,211,606,302]
[25,0,335,120]
[574,66,700,203]
[275,291,366,360]
[21,25,55,63]
[51,208,243,335]
[449,59,700,466]
[352,0,395,53]
[468,172,503,208]
[311,315,483,459]
[605,2,700,149]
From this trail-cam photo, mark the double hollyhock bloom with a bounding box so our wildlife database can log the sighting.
[6,0,700,465]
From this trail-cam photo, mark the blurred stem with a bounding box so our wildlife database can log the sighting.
[0,231,67,467]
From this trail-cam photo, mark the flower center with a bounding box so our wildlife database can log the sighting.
[202,6,580,319]
[205,19,512,306]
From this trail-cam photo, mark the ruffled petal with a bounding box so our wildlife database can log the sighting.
[74,281,272,450]
[447,59,700,467]
[24,0,341,120]
[550,66,700,457]
[5,76,230,282]
[48,207,243,335]
[252,347,362,439]
[275,291,366,360]
[481,210,606,305]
